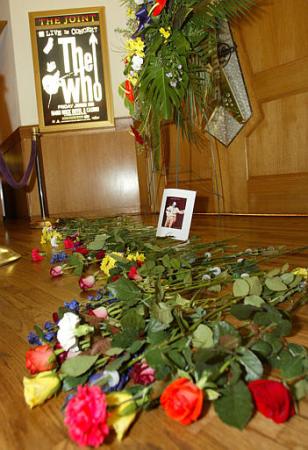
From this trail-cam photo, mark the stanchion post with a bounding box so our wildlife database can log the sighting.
[30,127,51,228]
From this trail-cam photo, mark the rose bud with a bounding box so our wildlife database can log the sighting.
[25,344,57,375]
[50,265,64,278]
[79,275,96,291]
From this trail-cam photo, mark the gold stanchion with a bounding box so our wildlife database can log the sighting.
[0,246,21,267]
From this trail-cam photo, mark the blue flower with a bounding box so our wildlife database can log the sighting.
[44,321,54,331]
[43,331,56,342]
[27,331,42,346]
[50,251,67,264]
[105,372,130,392]
[64,299,79,311]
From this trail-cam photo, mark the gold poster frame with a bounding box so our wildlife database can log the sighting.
[29,7,114,132]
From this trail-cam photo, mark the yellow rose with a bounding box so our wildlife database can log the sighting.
[23,371,61,409]
[107,392,136,441]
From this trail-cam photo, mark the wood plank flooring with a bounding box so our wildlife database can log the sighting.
[0,215,308,450]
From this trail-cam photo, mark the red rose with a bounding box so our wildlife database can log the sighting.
[50,265,63,278]
[74,246,89,256]
[79,275,96,290]
[128,266,142,281]
[130,126,144,145]
[64,238,74,249]
[31,248,44,262]
[248,379,295,423]
[111,274,121,282]
[160,378,203,425]
[125,79,134,103]
[25,344,57,375]
[96,250,106,260]
[152,0,167,16]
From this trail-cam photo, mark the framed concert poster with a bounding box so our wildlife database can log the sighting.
[29,7,114,132]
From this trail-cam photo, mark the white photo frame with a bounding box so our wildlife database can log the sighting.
[156,189,196,241]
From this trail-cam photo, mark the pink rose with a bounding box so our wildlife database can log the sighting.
[64,385,109,447]
[79,275,96,291]
[92,306,108,320]
[131,361,155,385]
[50,265,63,278]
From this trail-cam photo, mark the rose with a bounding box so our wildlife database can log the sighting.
[25,344,56,375]
[128,266,142,281]
[79,275,96,291]
[248,379,295,423]
[160,378,203,425]
[50,265,63,278]
[31,248,44,262]
[64,238,74,249]
[57,312,80,352]
[74,246,89,256]
[64,385,109,447]
[131,361,155,385]
[152,0,167,16]
[92,306,108,319]
[23,371,61,408]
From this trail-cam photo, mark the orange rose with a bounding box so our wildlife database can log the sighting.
[160,378,203,425]
[25,344,56,375]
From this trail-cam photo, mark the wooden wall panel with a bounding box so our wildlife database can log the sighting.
[3,122,141,219]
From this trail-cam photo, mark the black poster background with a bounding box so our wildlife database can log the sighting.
[35,25,107,126]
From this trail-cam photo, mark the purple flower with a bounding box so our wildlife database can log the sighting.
[50,251,67,264]
[44,321,54,331]
[44,331,56,342]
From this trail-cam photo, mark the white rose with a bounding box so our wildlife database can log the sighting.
[131,55,144,72]
[134,0,144,5]
[57,312,80,351]
[50,235,59,248]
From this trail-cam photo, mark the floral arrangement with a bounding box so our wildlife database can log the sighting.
[118,0,255,165]
[25,218,308,447]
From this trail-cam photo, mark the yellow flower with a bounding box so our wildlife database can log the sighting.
[126,37,145,58]
[40,226,62,246]
[127,74,138,87]
[292,267,308,279]
[107,392,136,441]
[23,371,61,409]
[127,251,145,263]
[159,27,171,41]
[100,252,123,276]
[127,7,135,19]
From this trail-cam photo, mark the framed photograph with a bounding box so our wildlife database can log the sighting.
[29,7,114,132]
[156,189,196,241]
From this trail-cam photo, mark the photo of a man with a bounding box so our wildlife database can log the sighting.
[163,197,187,230]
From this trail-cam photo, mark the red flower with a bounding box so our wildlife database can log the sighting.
[131,361,155,385]
[96,250,106,260]
[125,79,134,103]
[54,342,68,364]
[74,246,89,256]
[152,0,167,16]
[31,248,44,262]
[111,274,121,282]
[64,385,109,447]
[50,265,63,278]
[79,275,96,291]
[25,344,56,375]
[248,379,295,423]
[64,238,74,249]
[130,126,144,145]
[128,266,142,281]
[160,378,203,425]
[52,312,59,323]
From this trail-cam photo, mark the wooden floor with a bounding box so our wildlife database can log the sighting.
[1,215,308,450]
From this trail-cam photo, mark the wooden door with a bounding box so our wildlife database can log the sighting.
[137,0,308,214]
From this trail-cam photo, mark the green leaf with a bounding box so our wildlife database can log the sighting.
[213,322,241,350]
[233,279,250,297]
[87,234,109,250]
[61,355,99,377]
[237,348,263,381]
[230,304,259,320]
[280,273,294,285]
[147,330,168,345]
[62,373,89,392]
[265,277,287,292]
[246,277,263,296]
[68,252,85,276]
[106,353,130,371]
[167,350,187,369]
[293,379,308,401]
[214,381,253,429]
[121,309,145,332]
[244,295,265,308]
[152,304,173,325]
[251,340,272,358]
[104,347,124,356]
[128,340,145,354]
[192,324,214,349]
[108,278,142,304]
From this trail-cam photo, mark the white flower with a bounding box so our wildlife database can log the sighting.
[131,55,144,72]
[241,273,250,278]
[57,312,80,352]
[237,258,244,263]
[134,0,144,4]
[204,252,212,259]
[210,266,221,276]
[202,274,211,281]
[50,236,58,248]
